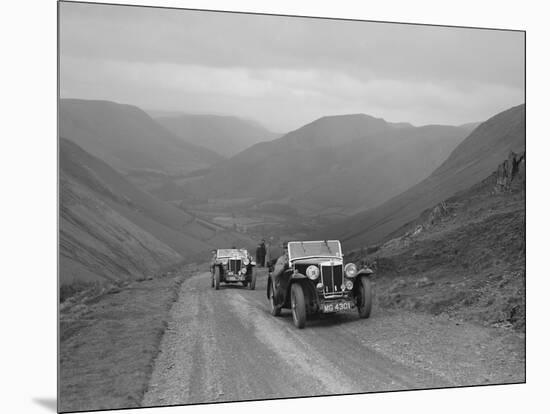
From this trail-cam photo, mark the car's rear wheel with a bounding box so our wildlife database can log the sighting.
[269,279,281,316]
[214,266,221,290]
[357,276,372,318]
[211,270,214,288]
[291,283,306,329]
[249,269,257,290]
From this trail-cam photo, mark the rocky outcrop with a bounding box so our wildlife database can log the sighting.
[381,201,453,251]
[378,151,525,254]
[428,201,451,225]
[494,151,525,193]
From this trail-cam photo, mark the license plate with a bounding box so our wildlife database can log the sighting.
[323,301,352,313]
[226,275,243,281]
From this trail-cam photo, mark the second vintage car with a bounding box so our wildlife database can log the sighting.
[267,240,373,328]
[211,248,257,290]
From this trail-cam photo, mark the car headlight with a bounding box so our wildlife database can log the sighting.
[345,279,354,290]
[240,268,247,275]
[243,257,250,265]
[306,265,320,280]
[345,263,358,278]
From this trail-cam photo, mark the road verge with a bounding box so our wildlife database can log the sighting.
[59,267,195,412]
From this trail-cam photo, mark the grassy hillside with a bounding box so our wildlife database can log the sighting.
[60,174,182,285]
[59,138,253,286]
[348,152,525,331]
[60,99,221,174]
[156,113,280,157]
[334,104,525,248]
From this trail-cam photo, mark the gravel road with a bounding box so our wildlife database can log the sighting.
[142,270,525,407]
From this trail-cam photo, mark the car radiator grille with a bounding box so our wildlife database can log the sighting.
[321,264,343,295]
[229,259,242,273]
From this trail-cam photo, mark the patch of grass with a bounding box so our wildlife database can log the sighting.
[59,272,187,412]
[59,280,101,303]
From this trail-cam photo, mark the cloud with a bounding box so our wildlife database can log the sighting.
[59,2,524,131]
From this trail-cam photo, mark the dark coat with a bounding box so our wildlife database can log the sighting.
[255,246,262,263]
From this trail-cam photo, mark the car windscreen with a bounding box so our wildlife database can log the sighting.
[288,241,341,261]
[217,249,248,258]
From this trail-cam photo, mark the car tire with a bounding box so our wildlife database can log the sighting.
[357,276,372,319]
[269,279,281,316]
[214,266,221,290]
[249,269,257,290]
[291,283,307,329]
[211,272,214,288]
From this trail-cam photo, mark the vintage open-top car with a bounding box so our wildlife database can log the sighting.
[211,248,257,290]
[267,240,373,328]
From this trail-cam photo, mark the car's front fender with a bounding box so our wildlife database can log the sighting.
[290,272,307,280]
[356,267,374,278]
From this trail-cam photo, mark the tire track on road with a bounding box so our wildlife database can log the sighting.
[231,273,452,392]
[144,270,506,409]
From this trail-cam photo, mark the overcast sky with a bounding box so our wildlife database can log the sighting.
[60,2,524,132]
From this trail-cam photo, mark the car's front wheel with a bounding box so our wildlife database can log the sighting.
[214,266,221,290]
[249,269,257,290]
[291,283,306,329]
[357,276,372,318]
[269,279,281,316]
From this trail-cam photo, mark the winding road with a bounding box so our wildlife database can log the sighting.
[142,270,524,407]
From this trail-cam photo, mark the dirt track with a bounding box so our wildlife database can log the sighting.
[143,270,525,407]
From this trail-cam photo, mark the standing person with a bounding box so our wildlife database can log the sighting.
[265,241,271,268]
[259,239,267,267]
[209,249,217,287]
[209,249,217,272]
[255,243,262,266]
[271,242,290,299]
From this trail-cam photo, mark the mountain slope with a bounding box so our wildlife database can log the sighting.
[346,151,525,331]
[60,174,183,284]
[332,104,525,248]
[60,99,222,174]
[59,138,253,285]
[183,114,471,213]
[156,114,279,157]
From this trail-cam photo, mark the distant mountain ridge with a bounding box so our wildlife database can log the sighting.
[60,99,222,175]
[156,113,280,157]
[330,103,525,249]
[182,113,472,214]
